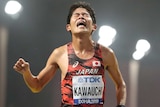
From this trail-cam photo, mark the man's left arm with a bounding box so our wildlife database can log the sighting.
[102,47,127,106]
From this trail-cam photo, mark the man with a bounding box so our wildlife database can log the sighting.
[13,1,126,107]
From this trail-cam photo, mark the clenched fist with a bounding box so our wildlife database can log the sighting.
[13,58,30,74]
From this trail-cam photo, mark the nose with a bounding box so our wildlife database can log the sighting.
[78,14,85,19]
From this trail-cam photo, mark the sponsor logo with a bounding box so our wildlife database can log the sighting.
[72,61,79,68]
[77,76,101,83]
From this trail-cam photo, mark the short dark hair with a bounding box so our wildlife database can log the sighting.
[67,1,96,24]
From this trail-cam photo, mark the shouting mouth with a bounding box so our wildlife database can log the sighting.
[76,21,86,27]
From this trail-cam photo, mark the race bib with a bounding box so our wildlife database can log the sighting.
[72,75,104,105]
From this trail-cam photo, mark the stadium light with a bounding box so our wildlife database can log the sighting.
[4,0,22,15]
[98,25,117,47]
[132,39,151,60]
[129,39,151,107]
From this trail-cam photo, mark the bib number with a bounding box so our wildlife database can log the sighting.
[72,75,104,105]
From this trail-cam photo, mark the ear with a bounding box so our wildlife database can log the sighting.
[92,24,97,31]
[66,24,71,31]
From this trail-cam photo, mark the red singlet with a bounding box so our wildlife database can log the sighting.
[61,42,106,107]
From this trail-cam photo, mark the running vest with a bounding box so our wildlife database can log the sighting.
[61,42,106,107]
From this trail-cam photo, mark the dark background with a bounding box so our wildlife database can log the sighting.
[0,0,160,107]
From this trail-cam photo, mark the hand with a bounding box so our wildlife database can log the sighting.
[13,58,30,74]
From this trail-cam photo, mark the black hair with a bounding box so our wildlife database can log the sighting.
[67,1,96,24]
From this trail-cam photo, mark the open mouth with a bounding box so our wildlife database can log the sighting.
[76,21,86,27]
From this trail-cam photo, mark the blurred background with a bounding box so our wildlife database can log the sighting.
[0,0,160,107]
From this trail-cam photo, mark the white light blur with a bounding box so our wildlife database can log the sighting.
[98,38,113,47]
[98,25,117,47]
[132,39,151,60]
[5,0,22,15]
[132,50,145,60]
[136,39,151,52]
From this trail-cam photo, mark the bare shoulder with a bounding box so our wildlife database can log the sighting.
[52,44,67,56]
[47,44,68,65]
[100,45,114,54]
[100,45,117,68]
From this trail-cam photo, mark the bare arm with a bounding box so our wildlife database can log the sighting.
[102,47,127,105]
[13,49,59,93]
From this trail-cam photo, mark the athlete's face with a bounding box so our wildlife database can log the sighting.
[66,8,97,35]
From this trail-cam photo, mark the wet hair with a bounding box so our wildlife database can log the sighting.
[67,1,96,24]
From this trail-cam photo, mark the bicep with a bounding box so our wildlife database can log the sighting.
[103,48,124,86]
[37,50,59,87]
[108,55,122,84]
[107,64,123,87]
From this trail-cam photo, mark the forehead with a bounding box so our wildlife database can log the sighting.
[72,7,89,14]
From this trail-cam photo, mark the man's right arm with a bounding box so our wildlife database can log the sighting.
[13,49,59,93]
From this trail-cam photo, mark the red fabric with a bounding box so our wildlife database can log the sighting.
[61,42,106,107]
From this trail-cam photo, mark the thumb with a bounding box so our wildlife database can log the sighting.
[21,62,29,68]
[21,64,25,67]
[21,62,30,72]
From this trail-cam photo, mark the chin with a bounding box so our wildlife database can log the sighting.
[75,31,88,35]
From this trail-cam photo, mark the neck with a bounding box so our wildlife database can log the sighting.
[71,34,94,53]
